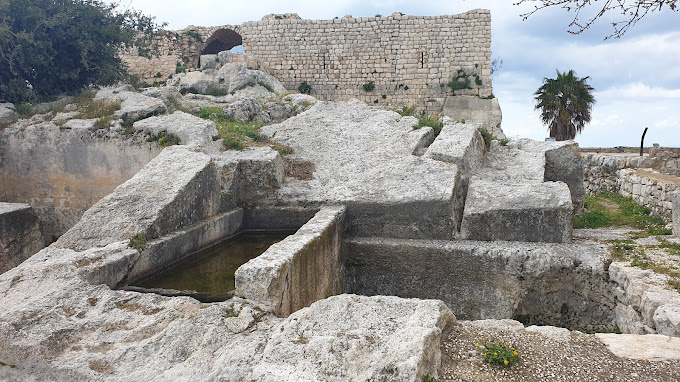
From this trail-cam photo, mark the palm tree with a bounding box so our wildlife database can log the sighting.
[534,70,595,141]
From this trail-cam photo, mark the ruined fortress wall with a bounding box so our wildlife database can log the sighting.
[240,11,491,113]
[122,10,492,113]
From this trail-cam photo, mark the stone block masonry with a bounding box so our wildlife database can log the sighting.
[122,10,492,114]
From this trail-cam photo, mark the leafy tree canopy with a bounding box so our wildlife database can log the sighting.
[515,0,678,39]
[534,69,595,141]
[0,0,163,103]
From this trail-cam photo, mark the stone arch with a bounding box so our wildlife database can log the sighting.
[202,28,243,54]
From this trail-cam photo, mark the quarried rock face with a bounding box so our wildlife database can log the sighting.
[0,202,44,273]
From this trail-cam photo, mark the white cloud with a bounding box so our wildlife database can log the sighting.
[597,82,680,101]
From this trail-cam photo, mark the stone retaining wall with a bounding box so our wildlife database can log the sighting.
[582,153,678,219]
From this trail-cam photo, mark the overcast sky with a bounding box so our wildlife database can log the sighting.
[121,0,679,148]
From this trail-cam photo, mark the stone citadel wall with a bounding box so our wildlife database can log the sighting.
[122,10,492,113]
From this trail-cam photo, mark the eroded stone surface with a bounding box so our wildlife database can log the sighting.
[95,85,167,123]
[252,294,455,382]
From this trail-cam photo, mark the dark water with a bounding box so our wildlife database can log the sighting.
[135,232,288,296]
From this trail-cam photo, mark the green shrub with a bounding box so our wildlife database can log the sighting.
[11,102,33,117]
[298,81,312,94]
[477,339,519,367]
[415,114,444,136]
[0,0,163,104]
[477,127,493,148]
[128,234,147,253]
[363,81,375,92]
[147,130,181,147]
[207,88,229,97]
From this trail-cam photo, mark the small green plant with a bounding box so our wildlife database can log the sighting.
[146,130,181,147]
[182,29,202,42]
[381,94,386,99]
[477,127,494,148]
[298,81,312,94]
[176,61,188,74]
[477,339,519,367]
[224,303,242,318]
[422,375,437,382]
[207,87,229,97]
[375,14,382,17]
[154,72,163,78]
[474,74,483,86]
[499,138,509,146]
[447,70,473,93]
[363,81,375,92]
[128,234,147,253]
[403,85,409,90]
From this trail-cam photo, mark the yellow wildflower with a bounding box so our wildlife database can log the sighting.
[504,360,509,365]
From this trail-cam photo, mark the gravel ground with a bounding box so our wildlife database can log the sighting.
[440,320,680,381]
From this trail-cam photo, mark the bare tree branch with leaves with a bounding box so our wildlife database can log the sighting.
[515,0,678,39]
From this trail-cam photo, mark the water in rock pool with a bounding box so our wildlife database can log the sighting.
[135,232,289,296]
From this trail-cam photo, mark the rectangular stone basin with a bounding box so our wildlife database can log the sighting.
[130,231,292,302]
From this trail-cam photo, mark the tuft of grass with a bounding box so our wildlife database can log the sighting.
[363,81,375,92]
[395,105,417,116]
[477,339,519,368]
[78,99,121,119]
[422,375,437,382]
[414,114,444,136]
[93,116,113,129]
[258,81,274,93]
[478,126,508,149]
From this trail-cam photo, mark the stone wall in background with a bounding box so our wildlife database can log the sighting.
[121,10,492,114]
[582,152,679,220]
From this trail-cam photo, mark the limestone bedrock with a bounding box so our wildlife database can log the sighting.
[260,99,462,239]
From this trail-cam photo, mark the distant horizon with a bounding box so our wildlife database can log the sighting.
[124,0,680,148]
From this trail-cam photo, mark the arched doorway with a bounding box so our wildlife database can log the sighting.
[201,29,243,55]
